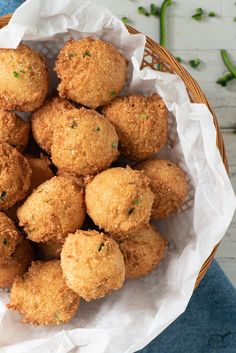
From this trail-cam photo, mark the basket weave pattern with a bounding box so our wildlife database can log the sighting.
[0,15,229,287]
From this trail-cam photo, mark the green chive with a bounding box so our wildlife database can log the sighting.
[176,56,182,63]
[133,199,141,205]
[83,50,91,57]
[28,66,33,71]
[216,73,234,87]
[189,58,201,68]
[112,142,118,149]
[20,69,26,74]
[110,90,117,97]
[150,3,160,17]
[13,71,20,78]
[98,242,105,252]
[68,52,76,59]
[208,11,216,17]
[128,207,135,215]
[0,191,7,202]
[138,6,150,16]
[122,16,130,24]
[192,8,204,21]
[3,238,7,246]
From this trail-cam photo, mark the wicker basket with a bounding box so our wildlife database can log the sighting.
[0,14,229,287]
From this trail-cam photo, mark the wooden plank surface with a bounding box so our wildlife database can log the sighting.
[96,0,236,286]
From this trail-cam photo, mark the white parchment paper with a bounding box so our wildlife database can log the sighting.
[0,1,235,352]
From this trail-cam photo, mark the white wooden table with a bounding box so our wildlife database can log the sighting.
[97,0,236,286]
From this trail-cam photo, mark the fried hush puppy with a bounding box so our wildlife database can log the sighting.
[61,230,125,301]
[0,142,32,210]
[17,176,85,243]
[8,260,80,325]
[0,44,48,112]
[51,108,119,176]
[136,158,188,219]
[31,96,77,154]
[0,212,21,260]
[37,241,63,260]
[85,167,154,235]
[55,37,127,108]
[118,225,168,279]
[0,239,33,289]
[0,110,30,152]
[103,95,168,161]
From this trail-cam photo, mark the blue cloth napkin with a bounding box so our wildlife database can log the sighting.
[1,2,236,353]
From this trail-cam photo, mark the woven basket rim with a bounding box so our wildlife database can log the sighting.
[0,14,228,288]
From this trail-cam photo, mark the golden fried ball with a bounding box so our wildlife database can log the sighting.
[61,230,125,301]
[31,96,77,154]
[17,176,85,243]
[0,110,30,152]
[0,239,33,289]
[103,95,168,161]
[8,260,80,325]
[118,225,168,279]
[136,158,188,219]
[0,142,32,210]
[0,44,48,112]
[27,154,54,192]
[0,212,21,260]
[37,241,63,260]
[55,37,127,108]
[85,167,154,234]
[51,108,119,176]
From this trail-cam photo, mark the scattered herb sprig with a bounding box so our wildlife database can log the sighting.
[160,0,173,47]
[217,50,236,87]
[189,58,201,68]
[192,8,204,21]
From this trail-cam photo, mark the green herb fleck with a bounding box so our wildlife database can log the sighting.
[192,8,204,21]
[160,0,173,47]
[128,207,135,215]
[96,126,101,132]
[28,66,33,71]
[138,6,150,17]
[3,238,7,246]
[189,58,201,68]
[68,52,76,59]
[150,3,160,17]
[98,242,105,252]
[112,142,118,149]
[234,17,236,22]
[0,191,7,202]
[70,121,78,129]
[20,69,26,74]
[176,56,182,63]
[83,50,91,57]
[110,90,117,97]
[122,16,130,24]
[133,199,141,205]
[140,113,149,121]
[216,72,234,87]
[13,71,20,78]
[208,11,216,17]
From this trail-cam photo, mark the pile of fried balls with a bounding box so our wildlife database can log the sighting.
[0,37,188,326]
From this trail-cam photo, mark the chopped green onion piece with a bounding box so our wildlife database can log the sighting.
[110,90,116,97]
[0,191,7,202]
[20,69,26,74]
[140,113,149,121]
[150,3,160,17]
[68,52,76,58]
[192,8,204,21]
[83,50,91,57]
[112,142,118,149]
[13,71,20,78]
[28,66,33,71]
[208,11,216,17]
[189,58,201,68]
[220,50,236,78]
[98,242,105,252]
[160,0,173,47]
[133,199,141,205]
[216,72,234,87]
[122,16,130,24]
[138,6,150,16]
[176,56,182,63]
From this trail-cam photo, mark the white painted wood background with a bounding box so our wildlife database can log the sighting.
[96,0,236,285]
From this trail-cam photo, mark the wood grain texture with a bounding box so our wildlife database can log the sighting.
[96,0,236,286]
